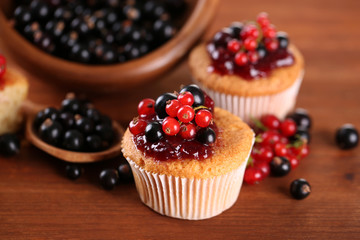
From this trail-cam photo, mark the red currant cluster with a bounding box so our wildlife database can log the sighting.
[129,85,216,145]
[245,112,311,185]
[208,12,289,67]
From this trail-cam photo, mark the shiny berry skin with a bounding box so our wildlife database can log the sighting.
[179,123,197,140]
[234,52,248,66]
[129,118,147,135]
[180,84,205,106]
[244,38,257,51]
[257,44,267,58]
[0,54,6,79]
[195,109,212,128]
[59,112,75,129]
[162,117,180,136]
[145,122,164,142]
[288,155,299,169]
[165,99,182,117]
[260,114,280,130]
[99,169,118,190]
[75,116,94,134]
[247,51,259,64]
[177,106,195,123]
[178,92,194,106]
[61,98,81,114]
[63,129,84,151]
[241,24,259,39]
[86,108,101,123]
[287,109,312,130]
[270,156,291,177]
[204,93,215,113]
[229,22,243,38]
[264,38,279,52]
[290,145,310,159]
[65,164,82,180]
[227,39,242,53]
[260,130,281,147]
[196,127,216,144]
[263,26,276,39]
[0,134,20,157]
[252,146,274,163]
[39,119,63,146]
[244,167,263,184]
[33,107,59,128]
[256,12,270,28]
[85,135,103,152]
[291,128,311,143]
[281,119,297,137]
[274,142,288,157]
[213,30,232,47]
[335,124,359,150]
[290,179,311,200]
[117,163,133,182]
[254,160,270,178]
[138,98,155,116]
[95,123,114,143]
[277,32,289,49]
[155,93,177,119]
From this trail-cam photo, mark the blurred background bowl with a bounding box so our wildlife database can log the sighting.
[0,0,218,92]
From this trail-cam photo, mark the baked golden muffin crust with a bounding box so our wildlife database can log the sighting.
[122,107,254,179]
[189,44,304,97]
[0,69,29,134]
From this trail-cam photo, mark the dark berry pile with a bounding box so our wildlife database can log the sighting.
[12,0,186,64]
[244,109,312,185]
[207,12,294,79]
[129,84,217,160]
[33,93,115,152]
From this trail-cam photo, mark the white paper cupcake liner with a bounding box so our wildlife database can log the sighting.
[194,71,304,123]
[124,145,253,220]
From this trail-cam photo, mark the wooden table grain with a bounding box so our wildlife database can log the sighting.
[1,0,360,239]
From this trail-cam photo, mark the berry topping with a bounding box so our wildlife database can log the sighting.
[177,105,195,123]
[195,109,212,128]
[0,54,6,80]
[290,179,311,200]
[129,118,147,135]
[196,127,216,145]
[260,114,280,130]
[145,121,164,143]
[177,91,194,106]
[162,117,180,136]
[207,13,294,79]
[138,98,155,116]
[270,156,291,177]
[155,93,177,119]
[179,123,197,140]
[335,124,359,150]
[180,84,205,106]
[165,99,182,117]
[280,119,297,137]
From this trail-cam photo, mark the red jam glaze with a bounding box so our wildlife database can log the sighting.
[208,47,295,80]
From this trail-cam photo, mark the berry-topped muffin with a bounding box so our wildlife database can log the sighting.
[189,13,304,123]
[0,55,29,135]
[121,84,254,220]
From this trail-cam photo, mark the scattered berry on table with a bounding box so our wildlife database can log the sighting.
[0,133,21,157]
[270,156,291,177]
[290,179,311,200]
[65,164,82,180]
[99,169,118,190]
[287,108,312,130]
[335,124,359,150]
[244,166,263,185]
[117,162,133,182]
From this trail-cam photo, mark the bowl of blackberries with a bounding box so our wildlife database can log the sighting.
[0,0,218,91]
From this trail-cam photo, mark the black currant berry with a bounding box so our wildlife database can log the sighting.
[277,31,289,49]
[117,162,133,182]
[229,22,243,38]
[59,112,75,129]
[61,98,81,114]
[95,123,114,143]
[145,122,164,142]
[154,93,177,119]
[0,134,21,157]
[99,169,118,190]
[65,164,82,180]
[14,5,33,26]
[180,84,205,106]
[270,157,291,177]
[335,124,359,150]
[75,116,94,134]
[85,135,103,152]
[287,109,312,130]
[63,129,84,151]
[33,107,58,128]
[39,119,63,146]
[291,127,311,144]
[212,29,232,47]
[257,44,267,59]
[290,179,311,200]
[86,108,102,123]
[196,127,216,144]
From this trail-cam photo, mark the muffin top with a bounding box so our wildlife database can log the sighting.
[122,107,254,179]
[188,13,304,97]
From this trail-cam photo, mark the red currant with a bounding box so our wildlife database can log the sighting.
[260,130,281,147]
[280,119,297,137]
[0,54,6,79]
[260,114,280,130]
[204,92,215,113]
[263,26,276,38]
[289,144,309,159]
[162,117,180,136]
[179,123,196,140]
[244,38,257,51]
[241,24,259,39]
[177,105,195,123]
[244,166,263,185]
[274,142,288,157]
[234,52,248,66]
[257,12,270,28]
[165,99,182,117]
[247,51,259,64]
[280,136,289,144]
[195,109,212,128]
[264,38,279,52]
[177,91,194,106]
[254,160,270,178]
[138,98,155,116]
[252,145,274,163]
[129,118,147,135]
[227,39,242,53]
[287,154,299,169]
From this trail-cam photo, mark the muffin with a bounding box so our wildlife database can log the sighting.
[189,13,304,123]
[122,84,254,220]
[0,63,29,135]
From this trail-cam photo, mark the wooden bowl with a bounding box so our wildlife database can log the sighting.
[0,0,218,92]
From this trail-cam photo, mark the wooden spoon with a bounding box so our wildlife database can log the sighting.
[22,100,125,163]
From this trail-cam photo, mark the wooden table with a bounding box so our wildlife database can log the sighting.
[1,0,359,239]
